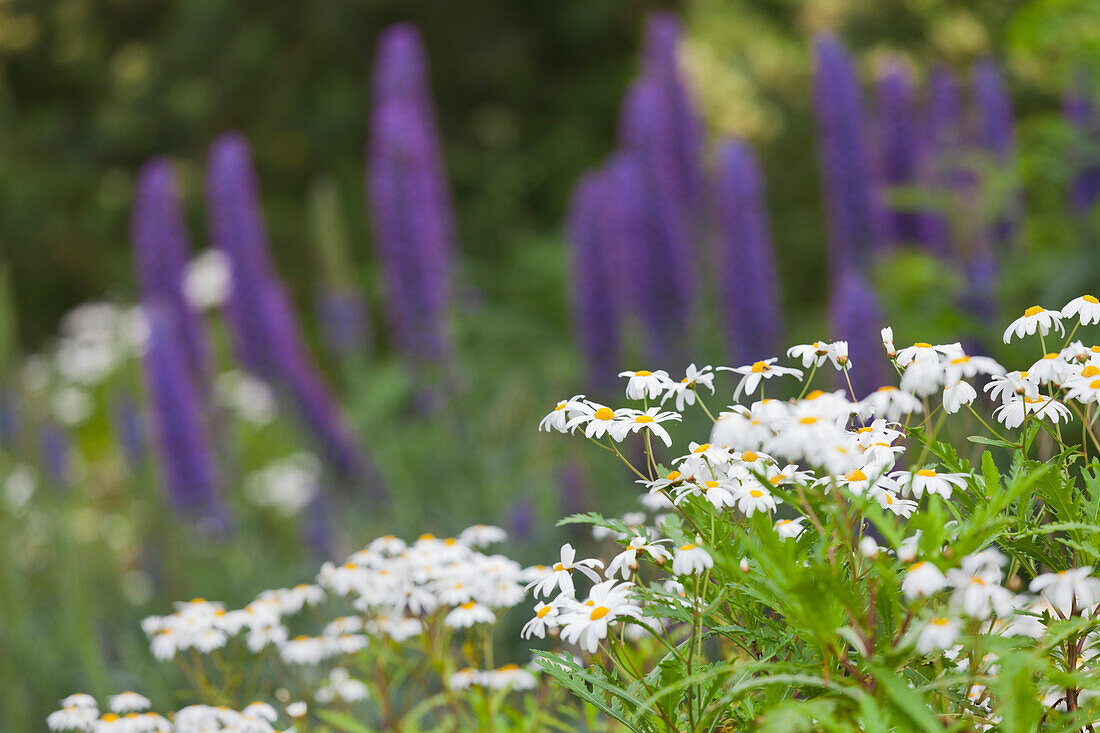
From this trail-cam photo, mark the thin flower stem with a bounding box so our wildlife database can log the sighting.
[965,403,1018,447]
[797,363,819,400]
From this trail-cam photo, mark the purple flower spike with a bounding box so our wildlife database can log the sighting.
[142,306,226,519]
[207,133,281,376]
[918,65,964,257]
[207,133,382,491]
[875,62,923,246]
[617,79,695,363]
[368,24,455,364]
[714,138,783,364]
[264,283,384,497]
[131,158,210,380]
[39,422,72,486]
[316,291,371,359]
[1065,71,1100,213]
[829,270,888,400]
[813,34,882,271]
[639,11,705,213]
[972,59,1015,161]
[566,169,621,391]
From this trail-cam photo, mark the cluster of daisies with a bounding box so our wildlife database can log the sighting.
[49,527,546,731]
[46,692,285,733]
[527,295,1100,664]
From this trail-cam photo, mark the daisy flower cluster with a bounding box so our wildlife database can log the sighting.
[50,527,570,732]
[528,298,1100,729]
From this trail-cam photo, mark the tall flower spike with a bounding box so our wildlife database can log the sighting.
[971,58,1017,251]
[714,138,782,364]
[639,11,705,213]
[830,270,888,399]
[1065,71,1100,213]
[875,61,923,247]
[368,24,455,364]
[918,65,963,257]
[566,170,621,392]
[131,158,210,381]
[617,78,695,363]
[206,133,280,376]
[813,34,882,272]
[141,306,226,520]
[208,134,381,491]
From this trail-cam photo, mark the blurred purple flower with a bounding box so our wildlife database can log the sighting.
[142,306,225,519]
[113,394,146,467]
[0,390,18,452]
[316,291,371,359]
[1065,71,1100,213]
[639,11,705,213]
[875,62,923,246]
[617,79,695,363]
[714,138,782,363]
[813,35,882,271]
[39,422,72,486]
[829,270,888,399]
[505,497,536,543]
[368,24,455,364]
[566,169,621,392]
[131,158,210,380]
[207,133,381,491]
[971,58,1017,252]
[918,65,964,256]
[300,492,334,559]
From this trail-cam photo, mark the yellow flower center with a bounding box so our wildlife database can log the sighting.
[914,342,932,348]
[537,605,553,618]
[554,403,567,411]
[102,714,120,722]
[499,663,520,671]
[704,480,719,489]
[932,618,950,626]
[680,544,696,551]
[751,361,768,373]
[856,426,873,433]
[769,475,783,485]
[1043,353,1058,360]
[799,417,817,425]
[749,490,763,498]
[553,562,565,572]
[666,471,681,481]
[693,443,710,453]
[593,407,615,420]
[911,561,925,570]
[635,370,652,376]
[635,415,654,423]
[1091,379,1100,389]
[741,451,758,462]
[877,386,897,392]
[419,533,436,541]
[1085,295,1099,304]
[1084,366,1100,378]
[846,469,867,482]
[461,601,476,610]
[590,606,611,620]
[916,469,937,477]
[1024,306,1044,317]
[950,356,970,365]
[806,390,824,399]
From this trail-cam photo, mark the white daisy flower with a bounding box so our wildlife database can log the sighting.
[859,387,923,421]
[1029,567,1100,616]
[618,370,671,401]
[943,354,1004,382]
[787,341,835,368]
[557,580,643,653]
[891,469,968,500]
[1028,352,1073,386]
[1064,370,1100,403]
[526,544,603,598]
[662,364,715,411]
[1002,305,1064,344]
[482,664,537,691]
[107,692,151,714]
[895,342,953,367]
[877,491,918,517]
[444,601,496,628]
[1062,295,1100,325]
[521,601,560,639]
[457,524,507,547]
[450,668,484,690]
[565,401,629,440]
[984,370,1040,404]
[279,635,334,665]
[672,543,713,576]
[942,379,977,414]
[881,327,897,359]
[916,617,960,654]
[773,517,806,539]
[733,485,779,517]
[946,569,1014,620]
[719,359,803,400]
[539,395,587,433]
[46,705,99,732]
[993,395,1072,429]
[315,668,370,704]
[902,561,948,600]
[605,536,672,579]
[608,408,682,447]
